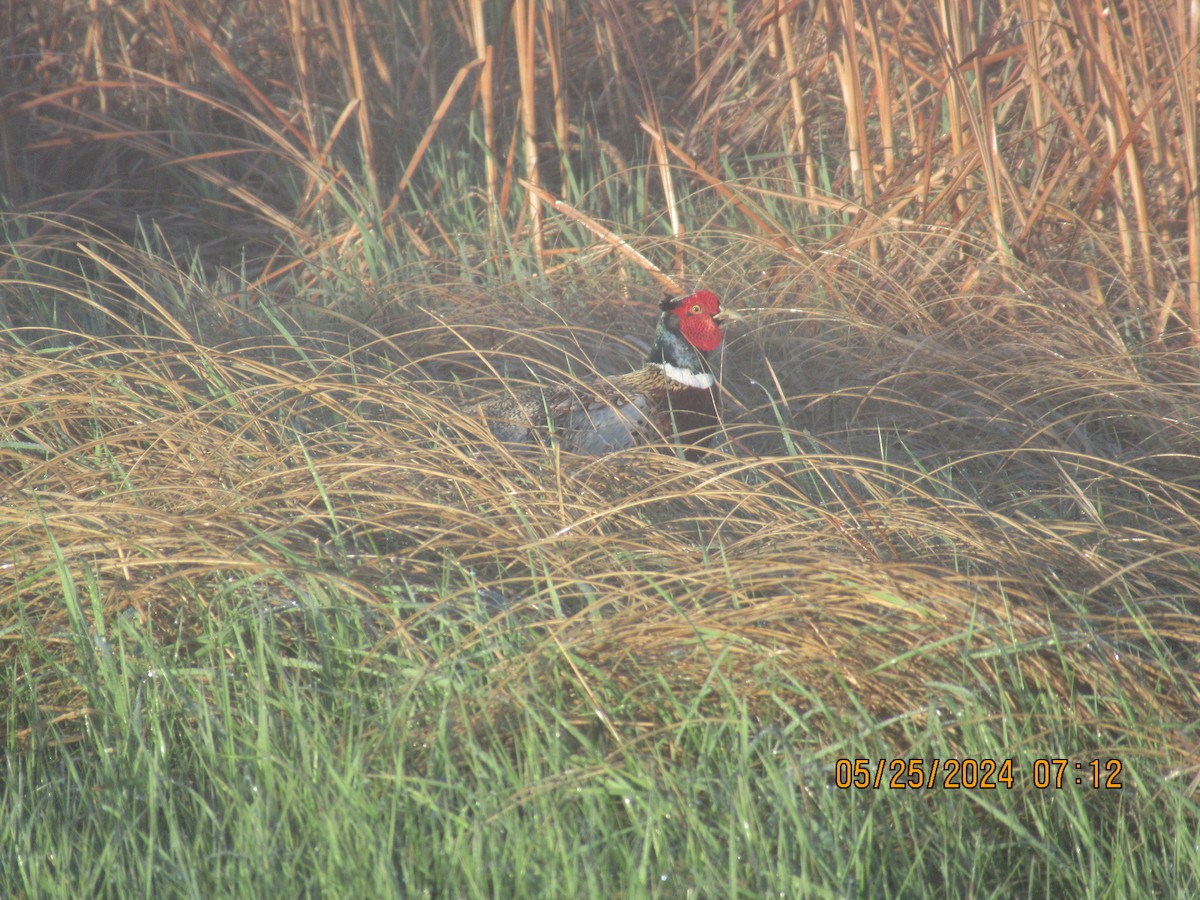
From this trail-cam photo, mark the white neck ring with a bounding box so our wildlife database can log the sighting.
[655,362,714,390]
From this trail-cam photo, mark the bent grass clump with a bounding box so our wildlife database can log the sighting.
[3,235,1198,894]
[4,0,1200,890]
[3,250,1197,750]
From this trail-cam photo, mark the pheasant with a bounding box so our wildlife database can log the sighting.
[482,291,726,461]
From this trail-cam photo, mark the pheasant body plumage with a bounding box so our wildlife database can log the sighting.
[482,291,725,460]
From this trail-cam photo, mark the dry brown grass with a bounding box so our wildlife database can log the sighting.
[4,4,1200,888]
[3,237,1198,759]
[1,0,1198,761]
[4,1,1198,336]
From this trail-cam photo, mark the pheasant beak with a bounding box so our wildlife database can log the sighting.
[713,307,743,327]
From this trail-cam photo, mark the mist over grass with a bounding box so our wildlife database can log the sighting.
[3,0,1200,895]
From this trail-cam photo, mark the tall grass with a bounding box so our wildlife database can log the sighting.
[2,230,1199,893]
[5,0,1198,333]
[3,0,1200,895]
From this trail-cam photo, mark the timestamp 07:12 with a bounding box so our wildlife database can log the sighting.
[834,757,1124,790]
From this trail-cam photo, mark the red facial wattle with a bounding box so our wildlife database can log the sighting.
[675,290,724,352]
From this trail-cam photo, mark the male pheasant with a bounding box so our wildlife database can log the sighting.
[482,290,726,460]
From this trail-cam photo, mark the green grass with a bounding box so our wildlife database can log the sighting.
[2,253,1199,896]
[5,0,1200,894]
[5,557,1197,898]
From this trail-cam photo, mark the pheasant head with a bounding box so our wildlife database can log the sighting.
[482,289,728,460]
[647,290,725,388]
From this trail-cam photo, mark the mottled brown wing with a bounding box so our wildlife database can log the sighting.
[482,366,718,459]
[482,378,651,455]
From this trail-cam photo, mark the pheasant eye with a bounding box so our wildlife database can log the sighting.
[689,304,703,314]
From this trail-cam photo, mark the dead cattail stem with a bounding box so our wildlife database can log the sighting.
[285,0,315,163]
[826,0,877,262]
[859,2,895,180]
[639,119,797,255]
[948,18,1017,271]
[1185,33,1200,339]
[338,0,376,196]
[539,0,569,190]
[772,0,817,190]
[513,0,543,268]
[518,178,683,294]
[387,59,483,202]
[1017,0,1048,163]
[933,0,967,208]
[158,0,315,155]
[465,0,500,243]
[644,113,684,279]
[7,0,1200,334]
